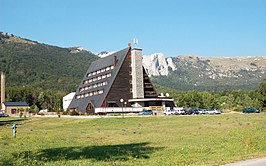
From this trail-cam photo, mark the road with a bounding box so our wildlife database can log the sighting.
[224,157,266,166]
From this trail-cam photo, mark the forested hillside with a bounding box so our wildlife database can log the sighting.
[0,32,98,92]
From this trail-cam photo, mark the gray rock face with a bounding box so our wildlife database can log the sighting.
[142,53,266,90]
[142,53,177,76]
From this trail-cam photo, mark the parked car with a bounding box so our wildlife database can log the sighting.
[206,109,221,114]
[176,109,186,115]
[243,108,260,113]
[0,113,8,117]
[185,109,199,115]
[138,110,153,115]
[163,109,176,115]
[198,109,207,114]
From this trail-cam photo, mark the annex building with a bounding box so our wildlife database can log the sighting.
[2,102,29,114]
[68,47,174,114]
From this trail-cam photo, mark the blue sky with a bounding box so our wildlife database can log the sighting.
[1,0,266,57]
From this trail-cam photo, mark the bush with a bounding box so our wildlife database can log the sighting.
[233,105,244,112]
[61,111,69,115]
[38,113,45,116]
[69,110,79,116]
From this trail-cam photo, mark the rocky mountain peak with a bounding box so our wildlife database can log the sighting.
[143,53,266,90]
[68,47,92,54]
[142,53,177,76]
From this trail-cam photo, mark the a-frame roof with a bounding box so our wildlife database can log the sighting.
[68,47,130,112]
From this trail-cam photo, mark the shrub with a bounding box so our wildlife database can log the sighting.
[69,110,79,116]
[61,111,69,115]
[233,105,244,112]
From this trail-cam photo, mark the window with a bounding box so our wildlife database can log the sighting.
[83,80,88,84]
[107,73,111,78]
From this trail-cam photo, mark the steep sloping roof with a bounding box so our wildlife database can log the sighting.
[63,92,76,100]
[3,102,29,107]
[68,47,130,112]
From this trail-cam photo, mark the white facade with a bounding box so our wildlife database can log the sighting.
[131,48,144,98]
[95,107,142,113]
[1,72,5,107]
[63,92,75,111]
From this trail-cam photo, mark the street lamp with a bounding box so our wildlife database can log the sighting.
[124,101,127,118]
[120,99,124,118]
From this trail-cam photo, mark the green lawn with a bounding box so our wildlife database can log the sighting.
[0,114,265,165]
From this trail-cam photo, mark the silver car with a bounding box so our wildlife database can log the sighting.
[206,109,221,114]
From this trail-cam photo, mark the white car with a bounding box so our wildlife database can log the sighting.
[206,109,221,114]
[163,110,176,115]
[176,109,185,115]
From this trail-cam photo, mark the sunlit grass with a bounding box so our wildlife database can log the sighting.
[0,113,265,165]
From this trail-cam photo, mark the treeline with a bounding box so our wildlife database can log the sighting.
[4,80,266,113]
[173,90,260,112]
[5,86,66,113]
[156,78,266,112]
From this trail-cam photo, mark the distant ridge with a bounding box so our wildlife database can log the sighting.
[143,53,266,91]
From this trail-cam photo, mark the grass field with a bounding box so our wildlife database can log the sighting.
[0,114,265,165]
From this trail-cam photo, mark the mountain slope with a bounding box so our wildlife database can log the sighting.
[143,53,266,91]
[0,32,98,92]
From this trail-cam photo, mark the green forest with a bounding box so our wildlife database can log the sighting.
[6,86,65,113]
[155,78,266,112]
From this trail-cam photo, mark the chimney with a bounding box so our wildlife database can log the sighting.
[113,55,117,66]
[131,48,144,98]
[1,72,5,105]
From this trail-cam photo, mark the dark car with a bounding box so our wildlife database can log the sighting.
[0,113,8,117]
[185,109,199,115]
[243,108,260,113]
[138,110,153,115]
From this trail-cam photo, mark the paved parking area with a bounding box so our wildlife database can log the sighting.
[224,157,266,166]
